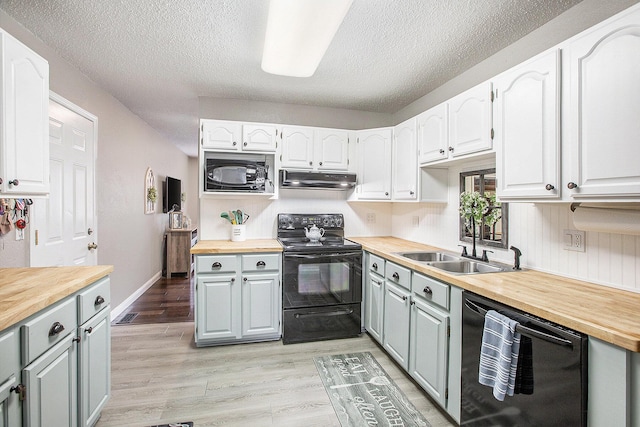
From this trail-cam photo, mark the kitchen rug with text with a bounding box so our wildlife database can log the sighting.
[314,352,431,427]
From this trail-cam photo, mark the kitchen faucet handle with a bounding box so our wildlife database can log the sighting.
[510,246,522,270]
[481,250,493,262]
[458,245,468,256]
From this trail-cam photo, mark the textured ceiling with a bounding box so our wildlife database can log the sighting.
[0,0,582,156]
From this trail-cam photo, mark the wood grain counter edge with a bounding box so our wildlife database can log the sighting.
[349,236,640,353]
[0,265,114,332]
[191,239,283,254]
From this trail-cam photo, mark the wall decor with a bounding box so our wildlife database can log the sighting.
[144,167,156,214]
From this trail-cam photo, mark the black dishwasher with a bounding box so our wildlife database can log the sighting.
[461,291,587,426]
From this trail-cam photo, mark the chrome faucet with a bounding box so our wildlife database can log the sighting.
[510,246,522,270]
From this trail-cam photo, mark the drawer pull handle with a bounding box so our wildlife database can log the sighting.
[392,272,400,281]
[256,261,266,267]
[48,322,65,337]
[85,327,93,334]
[73,336,81,343]
[423,286,432,296]
[372,263,378,271]
[212,262,222,269]
[11,384,26,401]
[402,295,408,301]
[95,295,105,305]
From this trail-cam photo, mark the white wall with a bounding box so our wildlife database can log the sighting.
[0,12,196,310]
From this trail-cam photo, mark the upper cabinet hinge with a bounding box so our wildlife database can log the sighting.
[445,388,449,399]
[275,141,278,149]
[279,154,282,161]
[490,90,495,102]
[447,326,451,337]
[490,128,495,140]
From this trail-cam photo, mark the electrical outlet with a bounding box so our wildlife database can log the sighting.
[366,213,376,224]
[563,229,586,252]
[412,216,420,227]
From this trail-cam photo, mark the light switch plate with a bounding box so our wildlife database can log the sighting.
[563,229,585,252]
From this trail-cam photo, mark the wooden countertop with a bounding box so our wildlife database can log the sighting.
[349,237,640,353]
[191,239,283,254]
[0,265,114,332]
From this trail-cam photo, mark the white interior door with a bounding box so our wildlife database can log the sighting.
[30,93,97,267]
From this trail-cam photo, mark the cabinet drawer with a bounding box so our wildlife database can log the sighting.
[0,327,19,381]
[412,272,450,311]
[385,262,411,290]
[242,253,280,272]
[196,255,238,274]
[368,253,385,276]
[22,297,77,365]
[77,277,111,325]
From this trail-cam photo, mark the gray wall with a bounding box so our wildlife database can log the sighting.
[0,11,195,311]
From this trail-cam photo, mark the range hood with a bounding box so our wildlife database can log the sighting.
[279,169,357,190]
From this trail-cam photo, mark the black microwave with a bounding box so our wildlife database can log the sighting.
[205,157,270,192]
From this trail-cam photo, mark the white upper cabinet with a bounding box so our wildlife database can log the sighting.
[315,128,349,171]
[448,81,494,158]
[495,49,561,200]
[566,6,640,199]
[280,125,314,169]
[280,126,350,171]
[417,102,448,164]
[0,30,49,196]
[356,127,392,200]
[392,117,418,200]
[201,119,278,152]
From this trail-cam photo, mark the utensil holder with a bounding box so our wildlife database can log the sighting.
[231,224,246,242]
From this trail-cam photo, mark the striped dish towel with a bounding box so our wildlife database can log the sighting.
[478,309,522,401]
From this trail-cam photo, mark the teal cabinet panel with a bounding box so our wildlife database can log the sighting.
[382,281,411,370]
[22,334,77,427]
[196,274,241,342]
[78,307,110,427]
[365,271,384,344]
[241,272,280,337]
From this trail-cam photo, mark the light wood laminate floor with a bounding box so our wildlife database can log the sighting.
[97,322,457,427]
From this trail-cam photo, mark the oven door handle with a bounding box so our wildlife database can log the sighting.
[464,298,573,348]
[285,252,362,259]
[294,309,354,319]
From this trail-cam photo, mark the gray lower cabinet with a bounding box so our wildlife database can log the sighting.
[23,334,77,427]
[382,261,412,370]
[195,252,281,346]
[409,273,450,408]
[0,327,20,427]
[363,251,459,421]
[364,253,385,344]
[0,276,111,427]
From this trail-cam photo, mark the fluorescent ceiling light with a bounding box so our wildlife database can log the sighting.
[261,0,354,77]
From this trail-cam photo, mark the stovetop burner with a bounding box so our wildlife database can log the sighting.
[277,213,361,252]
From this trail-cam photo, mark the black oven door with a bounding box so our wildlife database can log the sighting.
[282,251,362,309]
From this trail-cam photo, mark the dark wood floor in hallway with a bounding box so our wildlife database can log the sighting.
[112,275,194,325]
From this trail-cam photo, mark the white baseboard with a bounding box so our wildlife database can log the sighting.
[110,271,162,321]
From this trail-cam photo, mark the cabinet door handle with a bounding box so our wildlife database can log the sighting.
[439,149,445,154]
[232,141,237,146]
[385,192,389,196]
[309,161,313,166]
[11,384,26,401]
[545,184,555,190]
[95,295,105,305]
[211,262,222,269]
[243,277,248,282]
[392,272,400,281]
[84,327,93,334]
[319,161,323,166]
[372,263,378,271]
[402,295,408,301]
[8,179,19,186]
[448,147,454,152]
[230,277,235,282]
[48,321,65,337]
[243,142,248,146]
[567,182,578,189]
[409,190,415,195]
[423,286,432,296]
[256,261,266,268]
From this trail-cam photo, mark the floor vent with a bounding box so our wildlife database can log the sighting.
[116,313,138,324]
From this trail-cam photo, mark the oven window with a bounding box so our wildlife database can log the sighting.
[298,263,350,294]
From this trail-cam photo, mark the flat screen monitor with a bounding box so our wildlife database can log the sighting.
[163,176,181,213]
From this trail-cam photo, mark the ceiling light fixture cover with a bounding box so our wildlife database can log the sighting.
[261,0,354,77]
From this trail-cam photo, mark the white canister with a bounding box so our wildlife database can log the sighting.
[231,224,246,242]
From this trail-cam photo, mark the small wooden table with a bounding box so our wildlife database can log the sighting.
[166,228,197,278]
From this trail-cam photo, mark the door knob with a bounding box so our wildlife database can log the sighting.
[567,182,578,189]
[545,184,555,191]
[87,242,98,250]
[8,179,19,186]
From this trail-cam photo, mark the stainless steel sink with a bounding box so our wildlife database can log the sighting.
[395,251,459,262]
[427,260,505,274]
